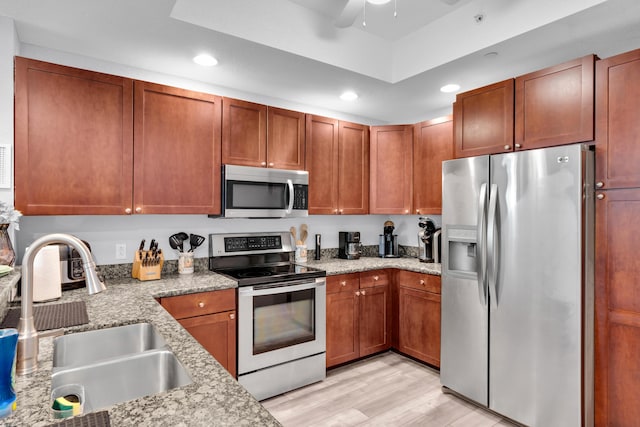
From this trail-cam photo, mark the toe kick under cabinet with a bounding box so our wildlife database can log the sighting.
[159,289,236,377]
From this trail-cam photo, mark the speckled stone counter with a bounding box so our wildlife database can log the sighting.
[0,257,441,427]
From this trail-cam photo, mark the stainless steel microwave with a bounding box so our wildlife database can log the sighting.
[220,165,309,218]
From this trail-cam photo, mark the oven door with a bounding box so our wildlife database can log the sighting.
[237,277,326,374]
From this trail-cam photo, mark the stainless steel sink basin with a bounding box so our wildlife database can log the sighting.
[53,323,167,368]
[50,323,192,414]
[51,349,192,413]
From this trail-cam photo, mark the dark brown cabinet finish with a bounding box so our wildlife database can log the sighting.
[14,57,134,215]
[515,54,595,151]
[221,98,267,167]
[413,116,453,215]
[594,188,640,427]
[306,115,369,215]
[369,125,413,214]
[222,99,305,170]
[160,289,237,377]
[454,79,515,158]
[396,271,441,367]
[134,81,222,214]
[595,48,640,190]
[326,271,390,368]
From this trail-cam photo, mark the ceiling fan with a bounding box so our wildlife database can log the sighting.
[334,0,461,28]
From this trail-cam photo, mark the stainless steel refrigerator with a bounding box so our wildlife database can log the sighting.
[440,144,594,427]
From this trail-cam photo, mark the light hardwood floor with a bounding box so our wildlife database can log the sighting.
[262,352,516,427]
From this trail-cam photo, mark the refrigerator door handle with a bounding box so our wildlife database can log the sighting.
[487,183,500,309]
[477,183,488,306]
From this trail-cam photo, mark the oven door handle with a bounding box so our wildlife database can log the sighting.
[238,279,325,296]
[285,179,294,214]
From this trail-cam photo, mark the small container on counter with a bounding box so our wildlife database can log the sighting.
[178,252,194,274]
[295,245,307,263]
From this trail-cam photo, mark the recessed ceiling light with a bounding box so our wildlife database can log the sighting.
[440,84,461,93]
[193,54,218,66]
[367,0,391,4]
[340,91,359,101]
[484,51,499,58]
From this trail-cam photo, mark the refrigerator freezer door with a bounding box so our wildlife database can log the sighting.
[488,145,590,426]
[441,155,490,406]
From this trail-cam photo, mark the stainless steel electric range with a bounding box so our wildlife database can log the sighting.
[209,231,326,401]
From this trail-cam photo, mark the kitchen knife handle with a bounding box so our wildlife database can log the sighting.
[487,184,500,309]
[477,183,488,306]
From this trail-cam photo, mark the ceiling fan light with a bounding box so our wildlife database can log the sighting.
[367,0,392,4]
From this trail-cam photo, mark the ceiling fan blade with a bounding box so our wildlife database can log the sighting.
[441,0,461,5]
[334,0,363,28]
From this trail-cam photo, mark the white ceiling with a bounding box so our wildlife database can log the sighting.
[1,0,640,124]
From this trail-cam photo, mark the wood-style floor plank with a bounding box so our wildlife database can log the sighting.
[262,351,515,427]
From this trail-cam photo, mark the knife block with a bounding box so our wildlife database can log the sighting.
[131,250,164,281]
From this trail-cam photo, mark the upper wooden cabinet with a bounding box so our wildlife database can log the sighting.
[595,48,640,190]
[515,54,595,151]
[134,81,222,214]
[454,79,514,158]
[222,98,305,170]
[454,55,596,158]
[369,125,413,214]
[14,58,223,215]
[306,115,369,215]
[14,57,134,215]
[413,116,453,215]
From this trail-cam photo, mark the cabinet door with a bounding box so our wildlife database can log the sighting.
[178,311,237,377]
[369,125,413,214]
[454,79,515,158]
[267,107,305,170]
[133,82,222,214]
[14,57,134,215]
[359,284,391,357]
[594,188,640,426]
[326,288,359,367]
[515,55,595,151]
[306,115,339,214]
[413,116,453,215]
[398,286,441,367]
[595,48,640,189]
[222,98,267,167]
[338,121,369,215]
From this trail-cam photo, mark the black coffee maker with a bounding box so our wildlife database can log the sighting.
[418,217,441,263]
[379,220,399,258]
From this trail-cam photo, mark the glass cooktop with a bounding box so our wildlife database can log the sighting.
[216,263,325,286]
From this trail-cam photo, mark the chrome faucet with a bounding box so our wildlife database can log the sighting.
[17,233,106,375]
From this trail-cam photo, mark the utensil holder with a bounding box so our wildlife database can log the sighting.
[131,250,164,281]
[178,252,194,275]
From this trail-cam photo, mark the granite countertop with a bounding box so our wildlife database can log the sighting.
[0,256,440,426]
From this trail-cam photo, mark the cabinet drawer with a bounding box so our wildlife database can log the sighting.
[161,288,236,320]
[327,273,360,294]
[360,270,390,289]
[396,270,441,294]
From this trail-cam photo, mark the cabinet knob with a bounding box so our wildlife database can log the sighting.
[340,281,346,287]
[268,162,274,167]
[419,279,425,285]
[355,291,360,296]
[198,302,205,308]
[338,209,343,214]
[596,182,604,189]
[373,275,379,281]
[416,209,420,214]
[125,208,132,214]
[334,209,338,214]
[261,161,266,166]
[229,313,235,320]
[515,143,522,149]
[135,207,142,214]
[504,145,511,150]
[597,193,605,200]
[404,209,409,214]
[361,290,366,296]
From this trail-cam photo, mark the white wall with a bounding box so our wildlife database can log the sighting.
[17,214,440,266]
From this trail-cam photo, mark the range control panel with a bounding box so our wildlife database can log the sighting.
[224,235,282,252]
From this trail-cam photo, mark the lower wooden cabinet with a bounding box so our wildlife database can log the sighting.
[326,271,391,368]
[160,289,237,377]
[397,271,441,367]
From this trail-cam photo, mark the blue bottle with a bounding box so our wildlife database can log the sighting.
[0,329,18,419]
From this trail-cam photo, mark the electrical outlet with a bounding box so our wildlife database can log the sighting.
[115,243,127,260]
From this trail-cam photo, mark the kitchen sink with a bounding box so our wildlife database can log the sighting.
[50,323,192,415]
[53,322,167,368]
[51,349,192,413]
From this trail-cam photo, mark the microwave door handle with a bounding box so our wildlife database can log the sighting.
[285,179,294,214]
